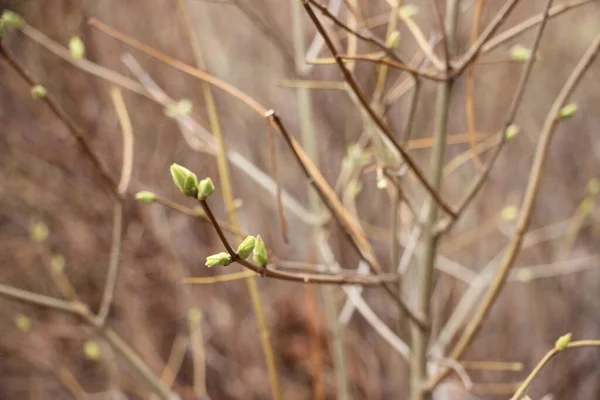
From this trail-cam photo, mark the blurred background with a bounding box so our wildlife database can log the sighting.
[1,0,599,399]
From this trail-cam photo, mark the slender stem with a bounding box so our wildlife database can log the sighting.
[0,43,121,201]
[199,200,400,286]
[338,55,445,81]
[97,86,133,325]
[510,340,600,400]
[411,2,459,399]
[429,30,600,390]
[465,0,485,168]
[481,0,594,55]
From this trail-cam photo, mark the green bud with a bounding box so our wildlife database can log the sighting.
[205,252,232,267]
[587,178,600,196]
[398,5,418,19]
[197,177,215,200]
[170,163,199,197]
[501,205,518,222]
[29,221,49,243]
[50,254,66,273]
[135,191,157,204]
[555,333,572,351]
[15,314,31,333]
[510,45,531,62]
[30,85,47,99]
[188,307,203,326]
[164,99,193,118]
[69,36,86,60]
[558,103,578,119]
[1,10,23,30]
[253,235,269,267]
[522,396,532,400]
[579,197,595,214]
[84,340,101,361]
[505,124,520,141]
[237,235,256,259]
[386,31,401,49]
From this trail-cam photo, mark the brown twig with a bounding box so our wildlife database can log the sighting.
[465,0,485,168]
[198,199,401,286]
[338,54,446,81]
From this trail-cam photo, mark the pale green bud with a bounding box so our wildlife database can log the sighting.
[558,103,578,119]
[197,177,215,200]
[84,340,101,361]
[50,254,66,273]
[69,36,85,60]
[237,235,256,259]
[188,307,203,326]
[164,99,193,118]
[501,205,518,222]
[377,177,388,190]
[30,85,47,99]
[398,5,418,19]
[1,10,23,30]
[170,163,199,197]
[253,235,269,267]
[15,314,31,333]
[29,221,49,243]
[505,124,520,141]
[510,45,531,62]
[135,191,157,204]
[386,31,401,49]
[555,333,572,351]
[205,252,232,268]
[587,178,600,196]
[522,396,532,400]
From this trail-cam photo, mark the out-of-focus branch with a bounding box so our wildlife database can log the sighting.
[429,30,600,390]
[0,283,179,400]
[437,0,555,234]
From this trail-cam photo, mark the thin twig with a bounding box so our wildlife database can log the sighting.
[338,54,445,81]
[510,340,600,400]
[429,30,600,390]
[97,87,133,325]
[482,0,594,55]
[0,43,121,201]
[160,333,188,388]
[198,199,401,286]
[465,0,485,168]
